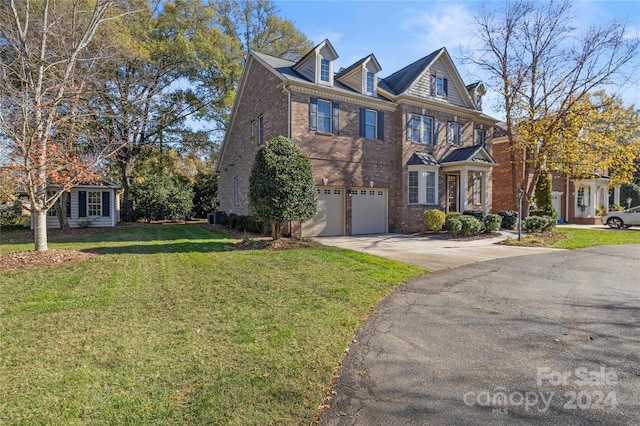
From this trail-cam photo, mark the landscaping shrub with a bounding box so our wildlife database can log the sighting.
[0,202,27,228]
[423,209,446,232]
[463,209,486,222]
[458,215,483,236]
[444,212,461,231]
[483,214,502,233]
[446,215,462,234]
[498,210,518,230]
[523,215,556,233]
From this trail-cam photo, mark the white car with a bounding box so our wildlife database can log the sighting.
[601,206,640,228]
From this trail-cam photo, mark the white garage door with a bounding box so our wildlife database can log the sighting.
[302,187,344,237]
[351,188,387,235]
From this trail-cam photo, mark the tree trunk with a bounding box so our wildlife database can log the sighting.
[271,221,282,240]
[34,210,48,252]
[56,192,70,230]
[119,157,136,221]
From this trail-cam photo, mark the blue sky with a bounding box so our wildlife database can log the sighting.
[275,0,640,119]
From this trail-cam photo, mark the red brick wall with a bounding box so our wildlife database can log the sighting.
[217,59,289,215]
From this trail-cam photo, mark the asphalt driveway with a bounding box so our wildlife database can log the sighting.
[319,244,640,425]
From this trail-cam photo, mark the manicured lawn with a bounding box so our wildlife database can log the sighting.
[0,225,424,425]
[553,226,640,249]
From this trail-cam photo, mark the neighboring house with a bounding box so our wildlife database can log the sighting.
[491,130,621,224]
[215,40,499,236]
[28,179,122,229]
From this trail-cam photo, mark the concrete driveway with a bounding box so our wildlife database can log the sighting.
[319,244,640,425]
[316,232,558,271]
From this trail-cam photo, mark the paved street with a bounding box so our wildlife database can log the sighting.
[320,244,640,425]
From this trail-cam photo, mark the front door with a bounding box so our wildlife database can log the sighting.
[447,175,459,213]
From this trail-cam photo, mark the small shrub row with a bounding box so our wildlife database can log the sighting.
[219,213,266,234]
[423,209,446,232]
[523,215,556,233]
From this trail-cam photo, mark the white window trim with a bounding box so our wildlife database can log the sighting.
[408,166,439,205]
[407,113,434,144]
[408,170,419,204]
[365,71,375,95]
[472,173,482,205]
[88,191,102,217]
[319,57,332,85]
[436,76,447,97]
[364,109,377,140]
[447,122,461,145]
[317,99,332,133]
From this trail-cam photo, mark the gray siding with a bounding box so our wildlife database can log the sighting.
[409,59,466,107]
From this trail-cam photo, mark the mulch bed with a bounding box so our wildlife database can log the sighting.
[0,249,97,271]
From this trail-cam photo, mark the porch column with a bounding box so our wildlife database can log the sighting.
[589,182,597,217]
[614,186,620,206]
[460,168,468,212]
[482,170,490,213]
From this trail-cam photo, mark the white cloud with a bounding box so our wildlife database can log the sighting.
[308,30,343,45]
[399,3,475,53]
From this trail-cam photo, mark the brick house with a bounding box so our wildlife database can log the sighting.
[215,40,499,236]
[491,128,622,224]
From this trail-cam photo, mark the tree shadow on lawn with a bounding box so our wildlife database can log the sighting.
[80,239,235,255]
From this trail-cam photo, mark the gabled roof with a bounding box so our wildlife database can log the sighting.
[335,53,381,79]
[380,49,441,95]
[292,39,338,72]
[440,145,496,165]
[407,152,439,166]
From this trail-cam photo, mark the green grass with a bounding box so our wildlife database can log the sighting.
[553,226,640,249]
[0,225,424,425]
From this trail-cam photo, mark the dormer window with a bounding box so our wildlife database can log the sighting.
[320,58,330,83]
[366,71,375,93]
[475,93,483,110]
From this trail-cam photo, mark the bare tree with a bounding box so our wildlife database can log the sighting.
[0,0,119,251]
[470,0,639,214]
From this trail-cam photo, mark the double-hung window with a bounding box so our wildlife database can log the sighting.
[359,107,384,140]
[366,71,375,94]
[473,128,486,146]
[364,109,377,139]
[408,167,438,205]
[88,191,101,216]
[447,122,461,145]
[317,100,332,133]
[431,74,448,97]
[407,114,434,144]
[408,171,419,204]
[258,115,264,144]
[320,58,330,83]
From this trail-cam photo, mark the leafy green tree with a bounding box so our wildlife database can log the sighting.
[249,136,317,239]
[621,183,640,208]
[532,171,555,218]
[131,175,194,222]
[192,172,218,218]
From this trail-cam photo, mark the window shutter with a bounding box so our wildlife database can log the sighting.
[359,108,366,138]
[309,97,318,131]
[102,191,110,217]
[377,111,384,140]
[430,74,436,96]
[78,191,87,218]
[443,78,448,96]
[333,102,340,134]
[434,118,439,144]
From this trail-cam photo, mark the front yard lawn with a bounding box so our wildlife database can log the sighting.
[499,226,640,249]
[0,225,424,425]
